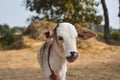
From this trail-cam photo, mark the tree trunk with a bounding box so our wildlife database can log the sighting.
[118,0,120,17]
[101,0,110,43]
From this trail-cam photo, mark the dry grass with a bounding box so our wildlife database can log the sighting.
[24,20,57,40]
[0,41,120,80]
[0,20,120,80]
[0,48,42,80]
[67,47,120,80]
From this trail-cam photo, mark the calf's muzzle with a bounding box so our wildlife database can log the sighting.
[66,52,78,63]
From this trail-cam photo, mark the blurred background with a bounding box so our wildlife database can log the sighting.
[0,0,120,80]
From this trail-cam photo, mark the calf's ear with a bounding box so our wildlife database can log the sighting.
[39,31,53,41]
[77,29,97,40]
[39,24,58,41]
[74,23,97,40]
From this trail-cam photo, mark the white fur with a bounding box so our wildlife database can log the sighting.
[56,23,78,57]
[37,22,78,80]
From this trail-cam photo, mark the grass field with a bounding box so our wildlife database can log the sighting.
[0,42,120,80]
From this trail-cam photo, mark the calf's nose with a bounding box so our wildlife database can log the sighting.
[70,51,78,59]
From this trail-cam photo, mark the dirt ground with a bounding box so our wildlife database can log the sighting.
[0,43,120,80]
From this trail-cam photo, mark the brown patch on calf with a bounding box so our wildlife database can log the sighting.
[39,42,50,66]
[53,25,59,44]
[52,24,64,55]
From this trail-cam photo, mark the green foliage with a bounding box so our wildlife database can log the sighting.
[11,26,26,33]
[0,24,10,35]
[0,24,26,47]
[0,32,16,46]
[25,0,102,25]
[97,31,120,41]
[111,31,120,41]
[97,32,104,38]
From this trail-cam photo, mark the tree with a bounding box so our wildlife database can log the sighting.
[101,0,110,43]
[0,24,17,46]
[118,0,120,17]
[0,24,10,35]
[11,26,26,33]
[25,0,102,26]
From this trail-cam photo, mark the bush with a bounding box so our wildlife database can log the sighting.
[0,32,17,47]
[97,32,104,38]
[97,31,120,41]
[111,31,120,41]
[0,24,25,47]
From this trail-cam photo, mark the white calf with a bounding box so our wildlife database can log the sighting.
[37,23,96,80]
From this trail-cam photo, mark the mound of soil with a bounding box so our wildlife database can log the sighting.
[5,21,110,50]
[23,20,57,40]
[78,38,109,50]
[5,21,57,49]
[5,36,40,50]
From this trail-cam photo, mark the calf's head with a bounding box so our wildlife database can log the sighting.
[53,23,78,62]
[43,23,96,63]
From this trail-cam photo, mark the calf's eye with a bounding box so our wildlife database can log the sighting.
[58,36,63,40]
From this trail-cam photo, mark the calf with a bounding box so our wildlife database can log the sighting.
[37,23,96,80]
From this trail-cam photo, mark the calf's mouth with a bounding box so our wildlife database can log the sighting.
[66,53,78,63]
